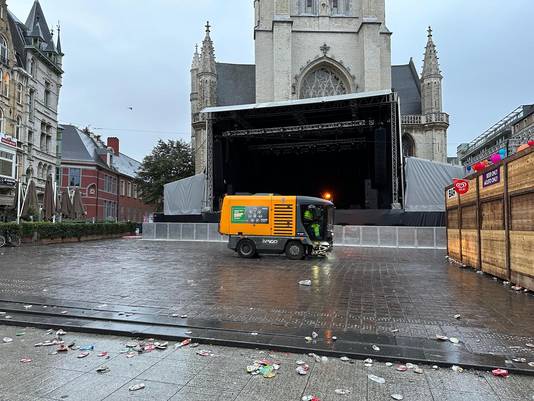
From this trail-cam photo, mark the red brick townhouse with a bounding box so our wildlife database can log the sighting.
[60,125,153,222]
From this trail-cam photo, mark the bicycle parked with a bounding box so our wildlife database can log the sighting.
[0,232,21,248]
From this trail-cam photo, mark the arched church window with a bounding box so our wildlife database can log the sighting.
[298,0,318,15]
[402,133,416,157]
[299,65,348,99]
[0,35,7,64]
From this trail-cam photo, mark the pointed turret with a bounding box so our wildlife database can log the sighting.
[26,0,58,55]
[421,26,442,79]
[421,26,443,114]
[200,21,216,74]
[191,44,200,70]
[56,22,63,55]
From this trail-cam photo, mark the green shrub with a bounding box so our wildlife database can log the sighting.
[0,222,135,240]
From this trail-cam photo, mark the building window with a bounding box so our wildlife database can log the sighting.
[16,83,23,104]
[1,72,8,97]
[127,182,132,197]
[27,130,33,145]
[402,133,416,157]
[133,184,138,199]
[0,36,7,65]
[29,90,35,120]
[15,116,22,139]
[304,0,316,14]
[299,65,348,99]
[103,200,117,221]
[0,150,14,177]
[45,82,51,107]
[68,168,81,187]
[0,107,3,133]
[120,179,125,196]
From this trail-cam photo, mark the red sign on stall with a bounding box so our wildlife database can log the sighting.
[453,179,469,195]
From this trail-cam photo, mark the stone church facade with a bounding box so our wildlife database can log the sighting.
[191,0,449,175]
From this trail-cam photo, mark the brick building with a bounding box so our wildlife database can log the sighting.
[60,125,152,222]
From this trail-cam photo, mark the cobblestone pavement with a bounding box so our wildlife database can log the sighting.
[0,240,533,358]
[0,325,532,401]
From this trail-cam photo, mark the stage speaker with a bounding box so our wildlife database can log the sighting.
[373,128,387,190]
[365,179,378,209]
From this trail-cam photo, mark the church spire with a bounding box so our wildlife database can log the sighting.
[200,21,216,74]
[56,22,63,55]
[191,44,200,70]
[422,26,441,79]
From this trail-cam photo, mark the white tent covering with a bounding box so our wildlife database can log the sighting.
[404,157,465,212]
[164,174,206,215]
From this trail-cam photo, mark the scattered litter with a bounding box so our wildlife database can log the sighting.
[492,368,509,377]
[309,353,321,363]
[512,358,526,363]
[405,363,416,369]
[96,366,110,374]
[296,360,306,365]
[312,331,318,339]
[97,352,108,358]
[332,336,337,341]
[302,396,320,401]
[454,314,461,319]
[181,314,188,319]
[175,339,192,349]
[304,336,313,343]
[60,311,68,314]
[340,356,350,362]
[23,305,32,309]
[80,345,95,351]
[391,395,404,400]
[296,364,310,375]
[20,358,32,363]
[77,352,90,359]
[435,335,448,341]
[449,337,460,344]
[2,337,13,343]
[144,344,156,352]
[5,315,12,319]
[56,329,67,336]
[367,374,385,384]
[385,362,393,367]
[298,280,312,286]
[171,314,179,317]
[251,332,259,336]
[414,367,423,374]
[126,352,136,358]
[247,359,280,378]
[528,362,534,367]
[320,356,328,363]
[503,281,510,286]
[476,270,484,275]
[334,389,351,395]
[432,365,439,370]
[15,332,25,337]
[196,350,214,357]
[526,343,534,348]
[451,365,463,373]
[155,341,168,350]
[391,329,399,333]
[372,344,380,351]
[364,358,373,364]
[511,285,523,291]
[129,383,145,392]
[505,360,513,365]
[396,365,408,372]
[0,312,5,315]
[190,343,200,348]
[57,344,68,352]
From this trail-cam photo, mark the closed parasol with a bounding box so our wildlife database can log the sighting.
[61,188,73,219]
[72,187,86,219]
[42,175,55,221]
[21,180,39,220]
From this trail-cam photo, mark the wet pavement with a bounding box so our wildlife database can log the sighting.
[0,240,533,369]
[0,325,533,401]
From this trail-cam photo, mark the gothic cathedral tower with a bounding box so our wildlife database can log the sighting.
[254,0,392,102]
[191,23,217,175]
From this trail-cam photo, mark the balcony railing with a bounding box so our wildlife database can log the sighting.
[402,113,449,126]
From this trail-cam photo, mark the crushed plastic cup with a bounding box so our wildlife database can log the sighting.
[435,335,448,341]
[526,343,534,348]
[449,337,460,344]
[296,364,310,375]
[196,350,213,357]
[364,358,373,364]
[299,280,312,286]
[56,329,67,336]
[80,345,95,351]
[175,339,192,349]
[129,383,145,391]
[97,352,109,358]
[340,356,350,362]
[77,352,90,359]
[492,369,509,377]
[332,336,337,341]
[312,331,318,339]
[304,336,313,343]
[396,365,408,372]
[372,345,380,351]
[385,362,393,367]
[57,344,68,352]
[414,367,423,374]
[321,356,328,363]
[334,389,351,395]
[405,363,416,369]
[528,362,534,367]
[96,365,110,374]
[451,365,464,373]
[20,358,32,363]
[391,394,404,400]
[2,337,13,343]
[367,374,385,384]
[454,314,461,319]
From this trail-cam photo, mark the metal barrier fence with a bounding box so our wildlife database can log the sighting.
[142,223,446,249]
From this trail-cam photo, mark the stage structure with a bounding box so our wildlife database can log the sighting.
[202,90,403,214]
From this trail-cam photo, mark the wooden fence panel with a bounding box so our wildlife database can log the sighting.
[447,207,461,260]
[480,199,506,278]
[509,191,534,289]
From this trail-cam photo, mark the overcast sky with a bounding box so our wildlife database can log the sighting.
[9,0,534,161]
